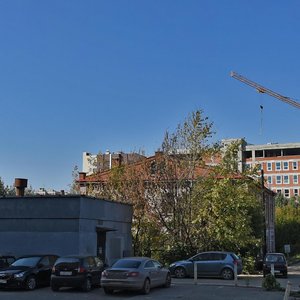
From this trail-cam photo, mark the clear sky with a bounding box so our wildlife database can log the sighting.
[1,0,300,191]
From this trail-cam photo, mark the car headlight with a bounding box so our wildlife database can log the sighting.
[14,272,26,278]
[169,263,176,268]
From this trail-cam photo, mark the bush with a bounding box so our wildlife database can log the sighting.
[262,274,281,291]
[241,255,256,274]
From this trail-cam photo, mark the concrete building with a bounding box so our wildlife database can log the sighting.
[82,150,146,175]
[0,195,133,266]
[237,140,300,198]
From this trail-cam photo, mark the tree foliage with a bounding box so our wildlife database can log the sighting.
[276,205,300,253]
[87,110,265,263]
[0,177,5,196]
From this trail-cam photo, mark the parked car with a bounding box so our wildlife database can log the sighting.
[0,254,58,290]
[50,255,104,292]
[101,257,171,295]
[263,253,288,278]
[169,251,242,280]
[0,255,16,270]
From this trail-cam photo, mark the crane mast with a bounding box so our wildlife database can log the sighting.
[230,71,300,109]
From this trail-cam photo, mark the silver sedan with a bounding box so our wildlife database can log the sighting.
[101,257,171,295]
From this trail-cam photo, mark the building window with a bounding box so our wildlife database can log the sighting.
[267,162,272,171]
[283,161,289,170]
[245,163,251,170]
[276,189,282,194]
[293,161,298,170]
[283,175,289,184]
[294,189,299,197]
[267,176,272,184]
[276,176,282,184]
[257,163,262,171]
[284,189,290,198]
[275,162,281,170]
[294,175,298,184]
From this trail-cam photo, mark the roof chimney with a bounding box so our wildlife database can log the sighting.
[14,178,28,197]
[79,172,86,180]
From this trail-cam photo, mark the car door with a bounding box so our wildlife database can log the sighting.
[144,260,159,287]
[152,260,166,286]
[208,253,226,276]
[37,256,52,285]
[195,253,215,277]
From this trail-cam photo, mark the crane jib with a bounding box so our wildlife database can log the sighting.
[230,71,300,109]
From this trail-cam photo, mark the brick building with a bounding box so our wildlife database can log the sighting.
[229,139,300,198]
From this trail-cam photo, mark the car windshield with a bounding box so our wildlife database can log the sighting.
[55,257,80,265]
[231,253,240,260]
[112,259,141,269]
[265,255,285,263]
[12,257,41,267]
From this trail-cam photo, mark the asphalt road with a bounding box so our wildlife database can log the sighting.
[0,284,286,300]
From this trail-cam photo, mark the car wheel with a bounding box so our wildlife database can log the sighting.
[141,278,151,295]
[174,267,187,278]
[103,287,114,294]
[82,277,92,292]
[164,273,171,288]
[25,276,37,290]
[51,284,60,292]
[221,268,234,280]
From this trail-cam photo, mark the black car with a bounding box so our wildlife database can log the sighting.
[263,253,288,278]
[0,256,16,270]
[0,254,58,290]
[51,255,104,292]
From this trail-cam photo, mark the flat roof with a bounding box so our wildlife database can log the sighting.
[245,142,300,151]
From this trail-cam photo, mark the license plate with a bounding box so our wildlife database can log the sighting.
[0,279,7,283]
[60,271,72,276]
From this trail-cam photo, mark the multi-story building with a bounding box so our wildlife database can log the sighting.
[224,139,300,198]
[82,150,146,175]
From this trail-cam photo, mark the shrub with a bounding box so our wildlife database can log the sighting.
[262,274,281,291]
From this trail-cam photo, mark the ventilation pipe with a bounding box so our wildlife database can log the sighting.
[14,178,28,197]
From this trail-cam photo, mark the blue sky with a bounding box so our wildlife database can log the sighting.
[1,0,300,191]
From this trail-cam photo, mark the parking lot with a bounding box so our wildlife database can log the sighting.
[0,283,287,300]
[0,275,294,300]
[1,264,299,300]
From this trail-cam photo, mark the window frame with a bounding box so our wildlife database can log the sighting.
[267,162,272,171]
[283,161,289,171]
[283,175,289,184]
[293,175,298,184]
[275,162,281,171]
[276,175,282,184]
[293,161,298,170]
[284,189,290,198]
[267,176,272,184]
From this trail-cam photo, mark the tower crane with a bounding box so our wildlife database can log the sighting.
[230,71,300,109]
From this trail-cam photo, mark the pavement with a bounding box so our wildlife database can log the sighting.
[171,263,300,298]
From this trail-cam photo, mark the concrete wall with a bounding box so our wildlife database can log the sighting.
[0,196,132,262]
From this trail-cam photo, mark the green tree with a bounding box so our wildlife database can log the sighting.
[276,205,300,253]
[275,193,288,207]
[0,177,5,196]
[69,165,80,194]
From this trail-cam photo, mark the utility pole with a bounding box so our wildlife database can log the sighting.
[261,169,267,256]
